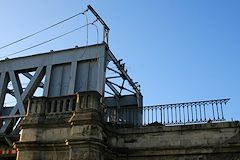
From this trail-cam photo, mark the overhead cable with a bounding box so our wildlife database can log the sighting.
[91,23,99,44]
[83,12,89,46]
[0,20,98,59]
[0,8,89,51]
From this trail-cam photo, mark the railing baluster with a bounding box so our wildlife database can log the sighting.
[183,105,185,124]
[123,108,126,124]
[66,99,70,111]
[129,108,131,124]
[72,99,76,111]
[147,107,149,125]
[175,106,177,124]
[121,108,124,124]
[163,107,165,124]
[203,103,206,121]
[129,108,131,125]
[179,105,181,123]
[191,105,194,122]
[220,102,224,120]
[160,107,162,124]
[59,100,63,112]
[212,103,215,120]
[47,101,51,113]
[50,100,54,113]
[167,107,169,124]
[155,107,157,123]
[132,108,135,125]
[195,104,198,122]
[143,107,145,125]
[151,107,153,123]
[56,100,60,113]
[199,103,202,121]
[216,102,220,120]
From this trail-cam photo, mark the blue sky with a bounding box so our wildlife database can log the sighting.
[0,1,239,120]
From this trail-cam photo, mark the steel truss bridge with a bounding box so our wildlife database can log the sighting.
[0,43,142,136]
[0,5,230,159]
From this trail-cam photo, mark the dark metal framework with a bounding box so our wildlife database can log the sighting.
[105,98,230,127]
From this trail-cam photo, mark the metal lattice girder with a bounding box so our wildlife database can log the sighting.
[0,73,9,110]
[106,47,143,107]
[0,43,142,134]
[8,70,25,115]
[20,66,45,102]
[22,72,44,88]
[107,49,141,96]
[0,67,46,133]
[0,44,106,134]
[0,72,9,128]
[106,80,120,97]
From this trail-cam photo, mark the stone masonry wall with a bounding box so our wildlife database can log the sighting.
[14,91,240,160]
[107,121,240,160]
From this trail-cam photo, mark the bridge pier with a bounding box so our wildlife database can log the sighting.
[14,91,109,160]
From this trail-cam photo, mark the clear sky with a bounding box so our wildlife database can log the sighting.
[0,1,239,120]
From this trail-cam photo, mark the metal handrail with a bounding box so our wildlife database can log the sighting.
[105,98,230,127]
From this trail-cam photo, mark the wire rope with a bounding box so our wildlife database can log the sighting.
[0,20,97,59]
[0,9,89,51]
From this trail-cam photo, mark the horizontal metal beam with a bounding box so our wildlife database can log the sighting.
[144,98,231,108]
[106,67,121,75]
[0,43,106,72]
[107,80,135,94]
[104,90,115,96]
[106,76,121,79]
[0,115,25,119]
[6,89,14,96]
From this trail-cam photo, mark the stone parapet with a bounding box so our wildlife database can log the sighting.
[107,121,240,159]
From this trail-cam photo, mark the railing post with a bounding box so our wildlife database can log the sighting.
[220,102,224,120]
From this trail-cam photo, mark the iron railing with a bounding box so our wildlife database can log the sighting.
[105,98,230,127]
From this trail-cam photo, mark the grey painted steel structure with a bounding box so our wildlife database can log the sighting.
[0,43,142,135]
